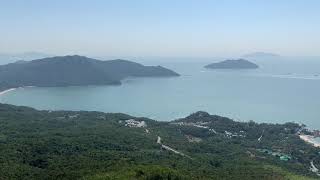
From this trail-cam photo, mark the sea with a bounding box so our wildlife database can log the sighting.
[1,56,320,129]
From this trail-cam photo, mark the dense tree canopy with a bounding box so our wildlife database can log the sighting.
[0,104,319,179]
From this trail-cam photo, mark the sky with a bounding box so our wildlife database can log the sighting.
[0,0,320,57]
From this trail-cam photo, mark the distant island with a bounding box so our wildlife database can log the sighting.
[0,103,319,179]
[205,59,259,69]
[0,55,179,91]
[243,52,280,58]
[0,52,52,65]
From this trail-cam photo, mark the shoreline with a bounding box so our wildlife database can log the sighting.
[299,134,320,147]
[0,88,17,96]
[0,86,35,96]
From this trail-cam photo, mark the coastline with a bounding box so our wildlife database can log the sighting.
[0,88,17,96]
[299,134,320,147]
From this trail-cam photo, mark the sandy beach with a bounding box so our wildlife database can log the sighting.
[0,88,16,96]
[299,134,320,147]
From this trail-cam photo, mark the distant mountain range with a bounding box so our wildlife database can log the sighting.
[0,55,179,91]
[205,59,259,69]
[243,52,280,58]
[0,52,52,65]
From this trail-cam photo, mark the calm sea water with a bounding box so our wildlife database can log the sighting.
[1,57,320,129]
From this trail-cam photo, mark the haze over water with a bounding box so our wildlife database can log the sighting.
[1,57,320,129]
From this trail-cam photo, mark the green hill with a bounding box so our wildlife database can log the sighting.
[0,104,319,179]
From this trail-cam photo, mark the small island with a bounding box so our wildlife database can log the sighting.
[205,59,259,69]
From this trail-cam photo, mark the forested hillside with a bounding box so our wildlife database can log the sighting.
[0,104,319,179]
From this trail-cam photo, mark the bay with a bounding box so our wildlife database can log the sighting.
[1,57,320,129]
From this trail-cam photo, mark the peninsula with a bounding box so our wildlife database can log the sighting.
[0,55,179,91]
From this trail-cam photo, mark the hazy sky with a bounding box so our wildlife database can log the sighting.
[1,0,320,57]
